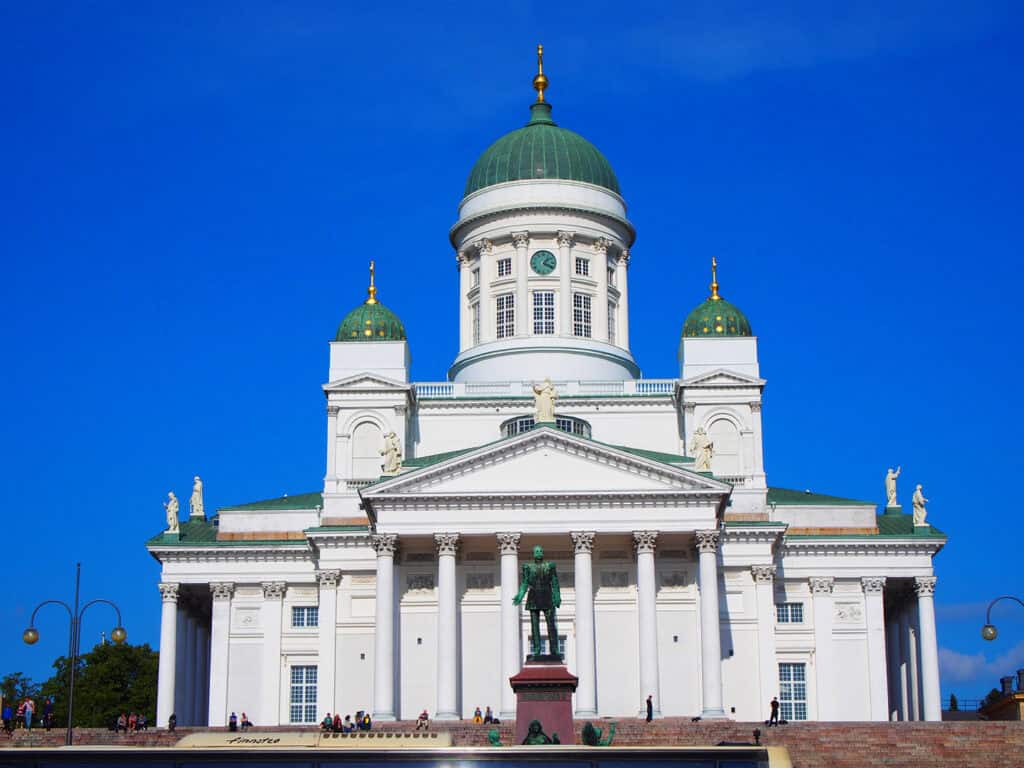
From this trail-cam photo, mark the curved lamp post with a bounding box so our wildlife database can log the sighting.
[981,595,1024,641]
[22,563,126,746]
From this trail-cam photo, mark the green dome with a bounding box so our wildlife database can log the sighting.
[682,296,753,338]
[464,102,620,197]
[335,300,406,342]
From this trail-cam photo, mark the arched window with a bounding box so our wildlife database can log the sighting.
[708,418,741,476]
[351,422,383,479]
[500,415,591,439]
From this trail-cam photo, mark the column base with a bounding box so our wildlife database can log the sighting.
[884,505,903,516]
[434,711,459,721]
[700,708,729,720]
[372,712,397,722]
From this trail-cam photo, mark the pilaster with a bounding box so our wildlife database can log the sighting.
[316,570,341,717]
[208,582,234,727]
[435,533,460,719]
[261,582,286,725]
[915,576,941,721]
[512,232,529,337]
[809,576,835,720]
[497,532,522,720]
[696,530,725,718]
[862,577,889,721]
[372,534,398,721]
[752,565,778,711]
[634,531,661,717]
[557,231,574,336]
[616,249,630,349]
[156,582,179,729]
[571,531,597,717]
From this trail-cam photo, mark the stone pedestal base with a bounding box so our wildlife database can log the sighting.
[914,523,931,535]
[509,659,578,745]
[884,505,903,517]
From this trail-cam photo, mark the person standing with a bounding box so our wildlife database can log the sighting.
[43,698,54,730]
[769,697,779,726]
[645,694,653,722]
[2,699,12,735]
[23,699,34,731]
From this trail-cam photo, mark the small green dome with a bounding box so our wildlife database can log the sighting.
[335,300,406,342]
[682,297,753,338]
[464,102,620,197]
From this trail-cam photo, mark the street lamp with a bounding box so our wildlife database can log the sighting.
[981,595,1024,642]
[22,563,127,746]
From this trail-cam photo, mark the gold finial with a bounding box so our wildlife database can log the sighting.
[710,257,720,300]
[532,44,548,102]
[366,260,378,304]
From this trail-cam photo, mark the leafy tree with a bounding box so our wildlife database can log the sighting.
[949,693,959,711]
[1,672,40,709]
[39,642,158,727]
[982,687,1003,707]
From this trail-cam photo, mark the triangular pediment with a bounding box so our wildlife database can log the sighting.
[323,373,411,393]
[679,368,765,388]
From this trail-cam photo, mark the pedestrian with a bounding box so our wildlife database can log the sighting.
[343,715,353,733]
[416,709,429,730]
[483,706,493,724]
[333,713,342,732]
[241,712,251,731]
[769,697,779,727]
[23,699,34,731]
[43,698,54,731]
[473,706,483,723]
[117,713,127,733]
[129,712,138,733]
[2,700,12,736]
[645,694,653,723]
[168,713,177,732]
[228,712,238,732]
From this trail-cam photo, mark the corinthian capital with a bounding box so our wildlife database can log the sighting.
[592,237,611,255]
[496,532,521,555]
[316,569,342,589]
[617,248,631,265]
[633,530,658,554]
[571,531,595,555]
[511,232,530,249]
[861,576,886,594]
[158,582,179,602]
[914,575,937,596]
[435,533,460,556]
[556,231,575,249]
[210,582,235,601]
[262,582,287,600]
[751,565,776,584]
[809,576,835,595]
[474,238,493,255]
[694,530,720,554]
[371,534,398,557]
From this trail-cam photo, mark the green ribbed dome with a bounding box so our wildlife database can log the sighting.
[464,102,620,197]
[335,301,406,342]
[682,296,753,338]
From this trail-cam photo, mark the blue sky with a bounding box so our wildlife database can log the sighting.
[2,1,1021,704]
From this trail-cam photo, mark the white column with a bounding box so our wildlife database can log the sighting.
[557,231,574,336]
[156,583,179,729]
[174,604,188,722]
[208,582,234,727]
[908,599,922,720]
[594,239,610,341]
[810,577,835,721]
[915,576,941,721]
[457,250,471,351]
[897,601,912,720]
[372,535,398,721]
[194,621,209,726]
[862,577,889,721]
[513,232,530,337]
[476,239,493,342]
[752,566,778,710]
[261,582,286,726]
[696,530,725,718]
[571,532,598,717]
[634,531,661,717]
[325,405,339,494]
[435,533,460,719]
[316,570,341,717]
[885,606,901,720]
[182,614,196,724]
[616,249,630,350]
[497,533,522,720]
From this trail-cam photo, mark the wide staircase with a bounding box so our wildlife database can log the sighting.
[5,719,1024,767]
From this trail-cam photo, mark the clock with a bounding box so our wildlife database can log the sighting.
[530,250,557,275]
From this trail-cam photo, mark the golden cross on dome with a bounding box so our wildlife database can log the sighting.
[533,44,548,103]
[367,260,378,305]
[710,257,721,300]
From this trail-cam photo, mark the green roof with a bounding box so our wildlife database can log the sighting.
[220,492,323,511]
[335,300,406,342]
[609,445,694,465]
[464,102,620,197]
[876,513,945,538]
[767,487,873,506]
[683,296,752,338]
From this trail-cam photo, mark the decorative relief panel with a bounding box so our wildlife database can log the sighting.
[466,573,496,590]
[834,603,864,623]
[406,574,435,592]
[351,574,376,586]
[233,607,260,629]
[600,571,630,589]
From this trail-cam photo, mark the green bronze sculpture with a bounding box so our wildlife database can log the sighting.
[522,719,560,745]
[487,729,503,747]
[581,721,616,746]
[513,545,561,659]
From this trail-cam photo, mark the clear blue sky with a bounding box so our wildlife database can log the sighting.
[2,1,1021,704]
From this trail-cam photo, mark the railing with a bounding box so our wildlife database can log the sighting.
[413,379,677,399]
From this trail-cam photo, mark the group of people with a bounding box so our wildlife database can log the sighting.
[2,698,55,733]
[321,711,372,733]
[227,712,253,732]
[112,712,149,732]
[471,706,497,724]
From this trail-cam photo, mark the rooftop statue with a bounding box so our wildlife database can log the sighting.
[164,491,180,534]
[381,431,402,475]
[532,378,557,424]
[913,484,929,526]
[885,466,902,507]
[513,545,561,659]
[189,475,205,519]
[690,427,714,472]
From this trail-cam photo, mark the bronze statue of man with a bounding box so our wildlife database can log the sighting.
[513,545,561,659]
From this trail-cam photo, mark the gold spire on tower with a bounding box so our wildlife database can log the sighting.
[709,257,721,300]
[533,44,548,102]
[366,260,378,305]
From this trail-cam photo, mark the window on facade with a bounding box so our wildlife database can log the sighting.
[496,294,515,339]
[708,418,741,476]
[501,414,591,439]
[471,269,479,287]
[292,606,319,628]
[778,663,807,721]
[497,258,512,278]
[776,603,804,624]
[351,421,383,479]
[608,301,617,345]
[608,267,616,286]
[532,291,555,335]
[573,293,592,337]
[575,257,590,276]
[527,634,567,658]
[289,666,318,724]
[471,302,480,344]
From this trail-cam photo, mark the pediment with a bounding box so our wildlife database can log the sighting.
[679,368,765,388]
[323,373,411,393]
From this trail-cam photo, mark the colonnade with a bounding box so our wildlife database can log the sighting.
[885,576,941,721]
[156,583,211,729]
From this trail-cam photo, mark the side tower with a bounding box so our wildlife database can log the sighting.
[448,47,639,382]
[322,263,411,520]
[678,260,767,514]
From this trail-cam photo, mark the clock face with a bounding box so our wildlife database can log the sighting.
[530,250,557,275]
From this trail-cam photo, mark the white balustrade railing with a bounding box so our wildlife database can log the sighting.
[412,379,677,399]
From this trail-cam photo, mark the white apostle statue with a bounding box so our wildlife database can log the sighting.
[189,475,205,519]
[885,466,902,508]
[381,431,403,475]
[164,491,180,534]
[912,484,929,527]
[532,378,557,423]
[690,427,714,472]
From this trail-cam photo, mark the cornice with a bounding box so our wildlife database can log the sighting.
[450,203,636,247]
[781,537,945,557]
[148,546,312,564]
[413,395,674,410]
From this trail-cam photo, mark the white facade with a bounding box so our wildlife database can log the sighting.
[148,89,945,729]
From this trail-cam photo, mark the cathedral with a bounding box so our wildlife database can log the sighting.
[147,51,945,729]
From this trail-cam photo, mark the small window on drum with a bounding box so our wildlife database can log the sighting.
[501,414,591,439]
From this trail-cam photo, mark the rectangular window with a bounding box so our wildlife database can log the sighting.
[497,258,512,278]
[608,301,616,344]
[776,603,804,624]
[471,302,480,344]
[575,257,590,276]
[608,267,616,287]
[532,291,555,335]
[527,634,567,658]
[573,293,592,338]
[289,665,318,724]
[778,663,807,721]
[471,269,479,287]
[496,293,515,339]
[291,606,319,628]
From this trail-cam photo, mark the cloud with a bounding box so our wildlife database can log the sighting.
[940,641,1024,685]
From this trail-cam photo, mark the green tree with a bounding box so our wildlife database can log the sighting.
[39,642,158,727]
[1,672,40,709]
